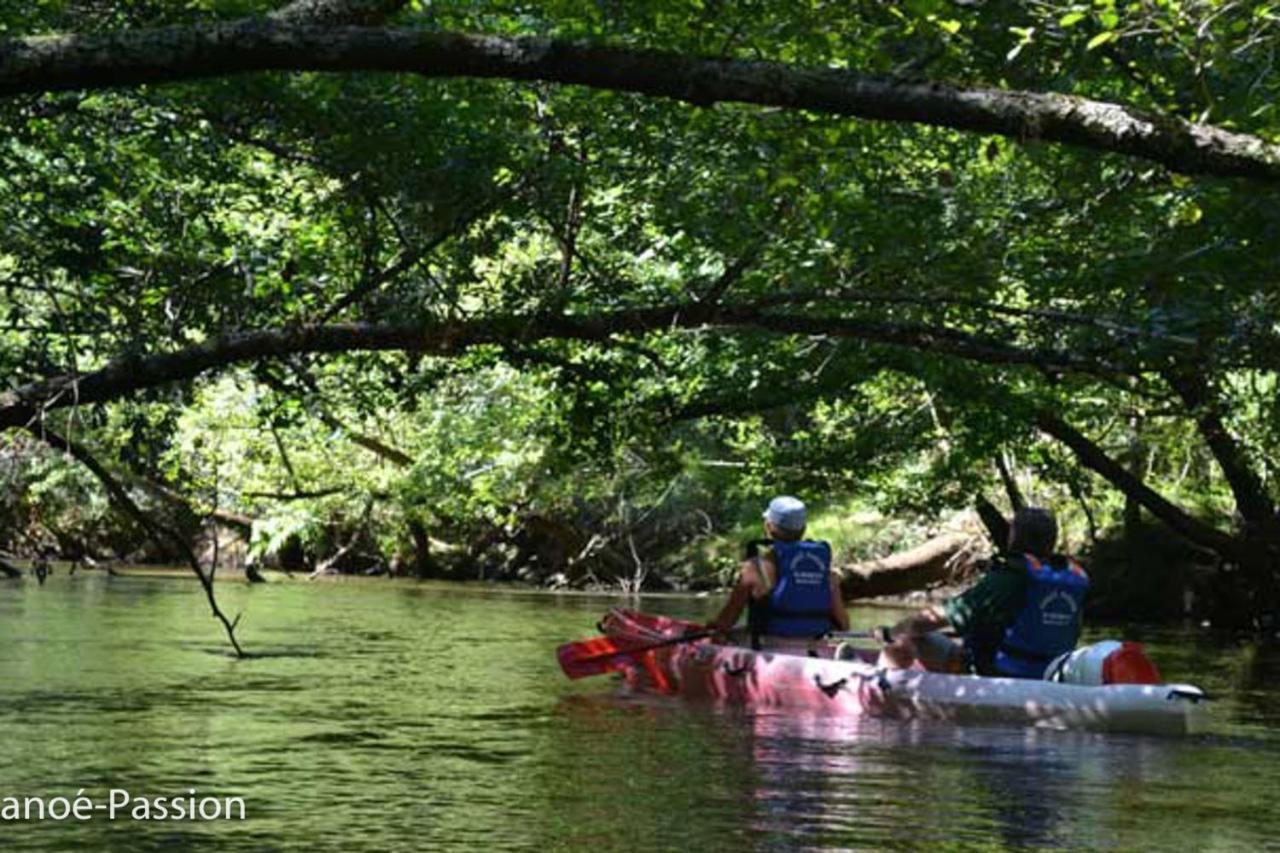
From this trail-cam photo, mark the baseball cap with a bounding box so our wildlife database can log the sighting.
[763,496,807,532]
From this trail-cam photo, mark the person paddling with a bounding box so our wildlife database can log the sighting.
[710,496,849,648]
[875,507,1089,678]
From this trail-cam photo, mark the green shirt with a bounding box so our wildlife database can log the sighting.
[943,555,1028,673]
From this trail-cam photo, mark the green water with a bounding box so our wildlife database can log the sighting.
[2,574,1279,851]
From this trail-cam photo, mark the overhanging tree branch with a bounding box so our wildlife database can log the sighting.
[3,23,1280,181]
[1164,371,1278,531]
[0,300,1134,429]
[1033,409,1239,555]
[140,476,255,532]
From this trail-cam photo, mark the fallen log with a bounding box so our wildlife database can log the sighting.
[837,532,980,600]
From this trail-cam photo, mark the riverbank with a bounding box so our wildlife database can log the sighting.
[0,500,1229,626]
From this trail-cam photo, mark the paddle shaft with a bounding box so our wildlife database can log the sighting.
[827,630,876,640]
[586,628,718,661]
[827,628,959,642]
[556,626,725,679]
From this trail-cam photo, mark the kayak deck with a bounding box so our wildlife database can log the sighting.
[597,609,1210,736]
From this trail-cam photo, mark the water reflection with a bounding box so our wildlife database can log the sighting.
[552,684,1280,851]
[2,577,1280,851]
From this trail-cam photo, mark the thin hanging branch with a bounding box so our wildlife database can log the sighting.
[28,425,247,657]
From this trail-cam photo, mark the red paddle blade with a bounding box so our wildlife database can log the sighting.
[556,636,651,680]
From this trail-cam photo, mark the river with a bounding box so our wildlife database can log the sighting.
[1,574,1278,851]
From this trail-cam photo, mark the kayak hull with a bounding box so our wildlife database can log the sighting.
[598,609,1210,736]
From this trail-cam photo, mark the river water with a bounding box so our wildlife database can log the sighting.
[1,574,1278,851]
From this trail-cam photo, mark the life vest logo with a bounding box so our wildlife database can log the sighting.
[1039,590,1079,627]
[786,552,827,586]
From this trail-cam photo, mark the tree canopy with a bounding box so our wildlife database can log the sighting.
[2,0,1279,646]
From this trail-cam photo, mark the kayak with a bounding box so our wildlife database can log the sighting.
[590,609,1211,737]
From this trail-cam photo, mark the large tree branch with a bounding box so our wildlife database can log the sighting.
[0,300,1132,430]
[1034,409,1239,555]
[268,0,409,25]
[1164,371,1277,530]
[3,24,1280,181]
[974,494,1010,548]
[995,451,1026,512]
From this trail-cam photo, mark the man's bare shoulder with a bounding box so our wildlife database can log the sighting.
[738,555,774,594]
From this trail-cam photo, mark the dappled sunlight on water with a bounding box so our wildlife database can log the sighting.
[1,576,1278,850]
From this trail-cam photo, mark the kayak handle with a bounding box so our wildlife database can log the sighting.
[814,675,848,698]
[1167,687,1212,703]
[722,662,750,677]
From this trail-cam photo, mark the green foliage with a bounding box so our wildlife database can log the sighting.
[0,0,1277,598]
[0,435,134,557]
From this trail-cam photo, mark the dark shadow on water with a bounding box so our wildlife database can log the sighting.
[297,729,387,745]
[182,643,330,660]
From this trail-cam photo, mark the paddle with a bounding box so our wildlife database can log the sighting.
[558,624,899,680]
[556,627,720,680]
[828,628,960,643]
[827,629,879,641]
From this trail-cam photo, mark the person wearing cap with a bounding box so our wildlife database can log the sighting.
[710,496,849,647]
[874,506,1089,678]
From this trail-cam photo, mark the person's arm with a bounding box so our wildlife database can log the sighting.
[828,573,850,631]
[873,604,955,670]
[887,605,951,640]
[710,558,763,632]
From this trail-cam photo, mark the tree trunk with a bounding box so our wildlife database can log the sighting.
[1166,372,1279,535]
[407,519,437,579]
[837,533,978,600]
[1036,408,1280,630]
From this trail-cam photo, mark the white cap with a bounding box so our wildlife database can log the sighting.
[763,496,807,532]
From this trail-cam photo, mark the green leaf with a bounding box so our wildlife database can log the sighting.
[1086,30,1118,50]
[1059,11,1087,27]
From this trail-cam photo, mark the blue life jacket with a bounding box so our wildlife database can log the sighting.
[748,540,834,641]
[994,554,1090,679]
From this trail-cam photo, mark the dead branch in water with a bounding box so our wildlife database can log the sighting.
[27,425,246,657]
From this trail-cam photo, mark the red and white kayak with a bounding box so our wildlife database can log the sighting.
[590,609,1210,737]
